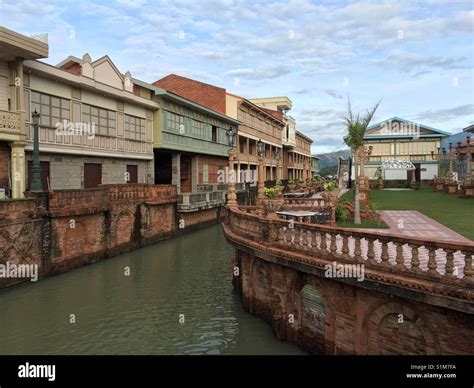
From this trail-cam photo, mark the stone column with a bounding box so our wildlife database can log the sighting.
[172,153,181,194]
[11,141,26,198]
[191,155,199,192]
[227,149,237,207]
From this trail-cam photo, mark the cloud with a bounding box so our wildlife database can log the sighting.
[415,104,474,122]
[374,51,469,75]
[325,89,343,99]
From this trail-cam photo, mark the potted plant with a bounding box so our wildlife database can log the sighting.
[262,187,284,214]
[287,179,297,190]
[320,181,340,206]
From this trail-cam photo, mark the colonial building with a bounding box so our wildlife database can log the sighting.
[153,75,286,184]
[1,27,156,197]
[25,53,155,190]
[249,96,313,180]
[131,78,240,212]
[0,27,48,198]
[362,117,449,184]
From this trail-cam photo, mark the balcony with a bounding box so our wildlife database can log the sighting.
[178,183,247,212]
[178,190,227,212]
[0,110,21,137]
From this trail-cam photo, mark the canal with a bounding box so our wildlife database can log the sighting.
[0,225,305,355]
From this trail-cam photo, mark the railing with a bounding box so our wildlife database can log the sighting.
[48,184,177,216]
[178,190,226,211]
[225,207,474,294]
[0,110,21,134]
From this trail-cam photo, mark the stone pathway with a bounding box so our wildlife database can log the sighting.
[367,210,472,244]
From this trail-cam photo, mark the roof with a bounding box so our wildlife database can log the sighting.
[296,130,313,143]
[132,78,240,125]
[365,116,450,138]
[56,55,82,68]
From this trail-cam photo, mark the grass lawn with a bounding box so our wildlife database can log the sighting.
[340,188,474,240]
[336,219,389,229]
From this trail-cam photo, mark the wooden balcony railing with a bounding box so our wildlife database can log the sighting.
[224,207,474,299]
[0,110,21,134]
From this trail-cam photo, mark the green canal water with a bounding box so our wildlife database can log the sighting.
[0,225,305,355]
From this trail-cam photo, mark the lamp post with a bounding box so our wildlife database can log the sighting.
[257,139,265,204]
[226,126,237,207]
[30,110,43,192]
[275,148,281,181]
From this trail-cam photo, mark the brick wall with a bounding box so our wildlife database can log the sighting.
[235,250,474,355]
[153,74,227,114]
[0,185,178,289]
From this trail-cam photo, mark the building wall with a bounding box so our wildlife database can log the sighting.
[153,75,227,114]
[25,153,153,189]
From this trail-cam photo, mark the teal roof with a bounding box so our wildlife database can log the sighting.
[365,116,450,136]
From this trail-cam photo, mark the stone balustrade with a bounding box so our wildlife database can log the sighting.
[225,206,474,298]
[178,190,227,212]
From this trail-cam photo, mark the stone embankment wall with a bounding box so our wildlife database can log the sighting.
[0,184,222,289]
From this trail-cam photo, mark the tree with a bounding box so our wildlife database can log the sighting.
[343,99,380,224]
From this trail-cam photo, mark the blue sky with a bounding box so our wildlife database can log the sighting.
[1,0,473,154]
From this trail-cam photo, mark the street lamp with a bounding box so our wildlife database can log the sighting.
[275,148,281,181]
[226,126,237,207]
[30,109,43,192]
[256,139,265,204]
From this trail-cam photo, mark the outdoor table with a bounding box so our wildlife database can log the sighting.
[276,210,320,223]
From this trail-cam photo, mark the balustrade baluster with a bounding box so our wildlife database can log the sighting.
[427,248,438,275]
[367,238,376,264]
[300,229,307,247]
[342,235,349,260]
[320,232,327,252]
[330,233,337,256]
[354,237,362,261]
[381,241,390,265]
[307,230,313,249]
[463,251,473,280]
[445,249,455,277]
[282,227,288,243]
[410,244,420,272]
[395,242,404,269]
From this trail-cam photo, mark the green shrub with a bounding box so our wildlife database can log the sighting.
[367,201,381,212]
[336,202,350,221]
[323,181,338,191]
[276,179,283,186]
[263,187,279,198]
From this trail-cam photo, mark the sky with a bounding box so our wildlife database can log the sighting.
[1,0,473,154]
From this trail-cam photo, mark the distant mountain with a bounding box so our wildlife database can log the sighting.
[315,149,351,168]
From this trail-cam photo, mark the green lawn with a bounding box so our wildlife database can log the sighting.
[336,219,389,229]
[340,188,474,240]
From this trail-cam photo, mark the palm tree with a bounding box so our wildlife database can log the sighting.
[343,99,380,224]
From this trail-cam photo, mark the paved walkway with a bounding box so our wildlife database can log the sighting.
[367,210,471,244]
